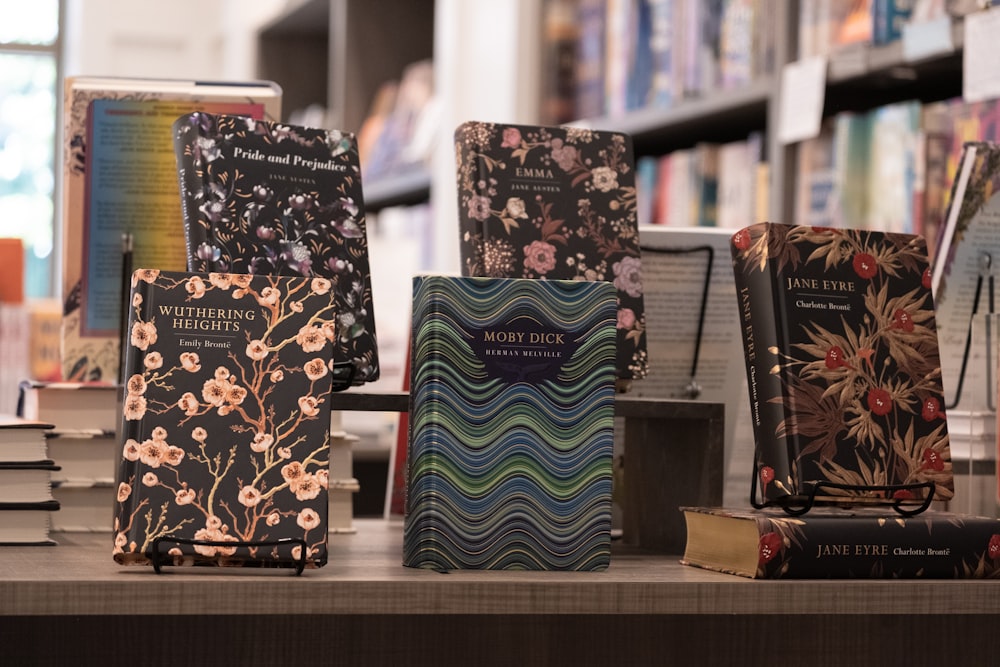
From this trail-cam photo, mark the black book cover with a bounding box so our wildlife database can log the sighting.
[112,270,336,568]
[683,506,1000,579]
[730,223,953,506]
[173,112,378,385]
[455,121,648,383]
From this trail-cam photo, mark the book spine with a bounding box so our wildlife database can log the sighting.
[171,117,204,272]
[112,273,150,549]
[730,223,792,502]
[758,514,1000,579]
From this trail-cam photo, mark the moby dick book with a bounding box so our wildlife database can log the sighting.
[730,223,953,508]
[173,112,378,386]
[61,76,281,383]
[682,506,1000,579]
[454,121,647,384]
[113,270,337,569]
[403,275,617,571]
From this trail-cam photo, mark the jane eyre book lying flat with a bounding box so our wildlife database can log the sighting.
[403,275,617,571]
[113,270,336,569]
[454,121,647,384]
[173,112,378,386]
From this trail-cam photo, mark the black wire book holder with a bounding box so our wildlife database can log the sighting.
[150,536,309,575]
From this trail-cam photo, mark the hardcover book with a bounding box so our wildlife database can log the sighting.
[0,500,60,546]
[455,121,647,383]
[173,112,378,386]
[61,76,281,383]
[18,380,119,433]
[403,275,618,571]
[0,415,54,463]
[681,506,1000,579]
[730,223,953,507]
[112,269,337,569]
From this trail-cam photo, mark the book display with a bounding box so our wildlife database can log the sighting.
[455,121,648,383]
[404,275,617,571]
[60,77,282,383]
[730,223,953,510]
[112,270,338,569]
[173,112,379,387]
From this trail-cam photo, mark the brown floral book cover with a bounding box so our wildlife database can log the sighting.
[730,223,953,507]
[112,270,337,569]
[455,121,647,382]
[173,112,378,386]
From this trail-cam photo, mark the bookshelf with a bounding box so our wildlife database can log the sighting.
[3,520,1000,664]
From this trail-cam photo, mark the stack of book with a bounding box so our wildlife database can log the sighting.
[0,415,60,545]
[18,381,119,533]
[329,412,359,534]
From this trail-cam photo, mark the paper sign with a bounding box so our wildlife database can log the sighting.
[964,8,1000,104]
[777,57,827,145]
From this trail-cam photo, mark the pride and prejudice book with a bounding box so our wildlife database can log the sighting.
[730,223,953,508]
[172,112,378,386]
[403,275,618,571]
[681,506,1000,579]
[112,270,337,569]
[454,121,648,384]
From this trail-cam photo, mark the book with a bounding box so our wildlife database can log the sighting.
[403,275,618,571]
[18,380,118,433]
[455,121,648,383]
[0,415,55,463]
[730,223,954,506]
[172,112,379,387]
[930,142,1000,414]
[0,463,58,503]
[0,302,30,414]
[681,506,1000,579]
[51,482,114,533]
[61,76,281,383]
[0,500,59,546]
[112,269,337,569]
[46,430,117,485]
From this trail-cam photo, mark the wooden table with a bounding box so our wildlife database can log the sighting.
[3,520,1000,666]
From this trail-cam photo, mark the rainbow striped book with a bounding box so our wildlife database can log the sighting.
[403,275,617,571]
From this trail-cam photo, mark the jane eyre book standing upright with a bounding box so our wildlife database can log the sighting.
[730,223,953,507]
[682,506,1000,579]
[455,121,647,383]
[173,112,378,386]
[113,270,337,568]
[403,276,618,571]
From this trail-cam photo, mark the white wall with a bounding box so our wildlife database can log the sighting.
[64,0,285,80]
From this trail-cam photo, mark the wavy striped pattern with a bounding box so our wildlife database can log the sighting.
[403,276,617,571]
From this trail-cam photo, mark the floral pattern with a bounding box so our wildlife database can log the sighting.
[174,112,378,386]
[455,122,647,382]
[732,224,953,505]
[113,270,337,568]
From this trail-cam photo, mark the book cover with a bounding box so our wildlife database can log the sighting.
[730,223,953,506]
[403,275,618,571]
[112,269,336,569]
[682,506,1000,578]
[61,76,281,383]
[930,142,1000,414]
[173,112,379,387]
[455,121,648,383]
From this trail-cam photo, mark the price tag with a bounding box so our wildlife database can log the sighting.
[777,56,827,146]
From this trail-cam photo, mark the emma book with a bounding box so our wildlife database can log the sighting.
[682,506,1000,579]
[173,112,379,386]
[730,223,953,508]
[454,121,647,384]
[403,275,617,571]
[112,270,337,569]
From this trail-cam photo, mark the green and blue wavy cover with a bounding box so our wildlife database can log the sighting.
[403,275,617,571]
